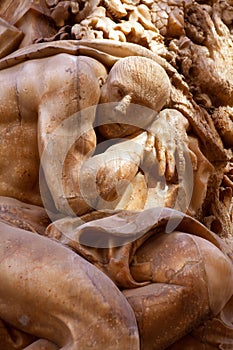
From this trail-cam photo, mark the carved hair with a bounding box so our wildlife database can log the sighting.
[111,56,171,111]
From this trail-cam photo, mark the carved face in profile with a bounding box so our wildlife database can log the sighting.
[97,56,171,138]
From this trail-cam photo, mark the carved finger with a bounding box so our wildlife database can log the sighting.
[165,149,176,181]
[155,137,166,177]
[175,144,186,180]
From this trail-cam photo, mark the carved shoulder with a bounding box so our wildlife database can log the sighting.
[37,53,107,108]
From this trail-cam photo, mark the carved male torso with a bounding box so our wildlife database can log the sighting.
[0,53,107,207]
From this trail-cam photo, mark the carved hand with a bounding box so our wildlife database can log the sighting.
[149,109,196,181]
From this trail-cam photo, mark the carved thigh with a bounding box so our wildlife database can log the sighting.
[123,231,233,350]
[0,221,139,350]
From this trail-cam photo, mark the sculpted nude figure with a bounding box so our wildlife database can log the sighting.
[0,52,107,207]
[0,42,232,350]
[0,52,142,349]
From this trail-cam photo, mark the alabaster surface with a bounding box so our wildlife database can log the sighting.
[0,1,232,349]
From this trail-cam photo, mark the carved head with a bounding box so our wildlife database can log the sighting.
[98,56,171,137]
[100,56,170,110]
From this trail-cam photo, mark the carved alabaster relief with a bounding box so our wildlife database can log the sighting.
[0,3,232,350]
[0,216,140,350]
[39,54,175,215]
[212,106,233,148]
[206,149,233,236]
[0,32,229,234]
[43,53,208,216]
[166,0,233,107]
[52,0,167,55]
[0,37,227,226]
[46,0,100,26]
[47,207,233,350]
[185,3,233,106]
[150,0,185,37]
[163,0,233,233]
[37,1,225,167]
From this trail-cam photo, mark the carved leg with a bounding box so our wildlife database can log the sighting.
[123,282,199,349]
[123,231,233,350]
[0,196,50,235]
[167,296,233,349]
[0,221,139,350]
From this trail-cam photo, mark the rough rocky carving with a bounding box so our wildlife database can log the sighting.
[0,0,232,349]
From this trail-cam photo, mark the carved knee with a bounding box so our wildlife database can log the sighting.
[124,231,233,349]
[192,235,233,315]
[128,231,233,349]
[130,231,233,316]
